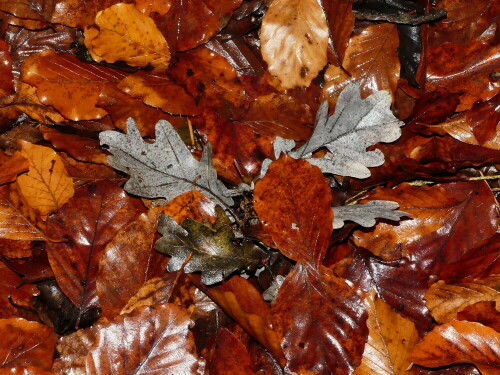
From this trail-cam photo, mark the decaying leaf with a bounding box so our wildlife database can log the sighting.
[270,83,404,178]
[260,0,329,89]
[333,200,409,229]
[155,207,266,285]
[17,141,74,216]
[84,3,170,69]
[100,118,237,208]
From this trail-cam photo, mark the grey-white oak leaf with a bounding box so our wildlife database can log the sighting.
[332,200,409,229]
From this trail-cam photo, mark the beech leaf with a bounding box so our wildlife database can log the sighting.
[99,118,236,208]
[289,83,404,178]
[332,200,409,229]
[155,207,266,285]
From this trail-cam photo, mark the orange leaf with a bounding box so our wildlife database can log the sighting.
[0,151,28,186]
[343,23,400,100]
[17,141,74,216]
[260,0,329,89]
[0,366,55,375]
[254,156,333,266]
[425,276,500,324]
[208,328,255,375]
[84,3,170,70]
[0,262,39,319]
[21,51,126,121]
[0,318,57,370]
[153,190,217,225]
[354,290,419,375]
[135,0,171,16]
[411,321,500,375]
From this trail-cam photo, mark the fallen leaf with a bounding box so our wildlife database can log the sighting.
[456,301,500,332]
[96,213,159,319]
[17,140,74,216]
[156,207,265,285]
[153,190,217,225]
[411,321,500,375]
[353,290,419,375]
[0,318,57,370]
[0,40,14,96]
[322,0,354,65]
[86,303,200,374]
[0,261,39,319]
[333,200,408,229]
[425,276,500,324]
[45,181,146,320]
[0,152,28,186]
[260,0,329,89]
[0,366,55,374]
[100,118,236,208]
[208,327,255,375]
[271,264,368,375]
[254,155,332,266]
[342,23,400,99]
[135,0,171,16]
[352,182,498,274]
[84,3,170,69]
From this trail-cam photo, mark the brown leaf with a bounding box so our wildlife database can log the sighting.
[343,23,400,99]
[45,181,146,319]
[456,301,500,332]
[322,0,354,65]
[0,366,55,375]
[270,264,368,375]
[321,64,354,108]
[135,0,171,16]
[411,321,500,375]
[352,182,498,274]
[200,275,284,364]
[84,3,170,69]
[17,141,74,216]
[96,213,159,320]
[39,125,108,165]
[426,40,500,111]
[21,51,126,121]
[0,184,46,241]
[152,190,217,225]
[50,0,131,28]
[254,156,333,266]
[353,291,419,375]
[208,327,255,375]
[0,261,39,319]
[86,304,200,374]
[151,0,242,52]
[0,40,14,96]
[117,71,199,116]
[425,276,500,324]
[0,151,28,186]
[260,0,329,89]
[0,318,57,370]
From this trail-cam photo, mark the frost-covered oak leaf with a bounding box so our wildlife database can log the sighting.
[99,118,235,207]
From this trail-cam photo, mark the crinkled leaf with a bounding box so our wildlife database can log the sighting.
[288,83,404,178]
[99,118,235,207]
[333,200,408,229]
[155,208,266,285]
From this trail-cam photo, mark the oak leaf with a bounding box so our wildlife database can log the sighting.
[84,3,170,69]
[155,207,266,285]
[99,118,237,208]
[260,0,329,89]
[333,200,408,229]
[17,140,74,216]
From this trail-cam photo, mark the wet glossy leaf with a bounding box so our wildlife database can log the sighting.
[0,262,39,319]
[0,318,57,370]
[0,366,55,375]
[100,118,236,207]
[17,141,74,216]
[254,155,332,266]
[353,182,498,274]
[208,327,255,375]
[86,303,200,374]
[411,321,500,375]
[425,276,500,324]
[45,181,146,319]
[333,200,408,229]
[271,264,368,375]
[84,3,170,69]
[0,40,14,96]
[343,23,400,99]
[289,83,404,178]
[155,208,265,285]
[456,301,500,332]
[21,51,126,121]
[260,0,329,89]
[322,0,354,65]
[96,213,159,319]
[353,291,419,375]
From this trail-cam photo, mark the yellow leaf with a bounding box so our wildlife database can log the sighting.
[84,3,170,70]
[260,0,328,89]
[354,291,420,375]
[17,141,74,216]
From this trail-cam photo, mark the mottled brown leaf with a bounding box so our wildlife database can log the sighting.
[0,318,57,370]
[411,321,500,375]
[456,301,500,332]
[0,152,28,186]
[45,181,146,319]
[271,264,367,375]
[208,327,255,375]
[254,156,333,266]
[86,303,200,374]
